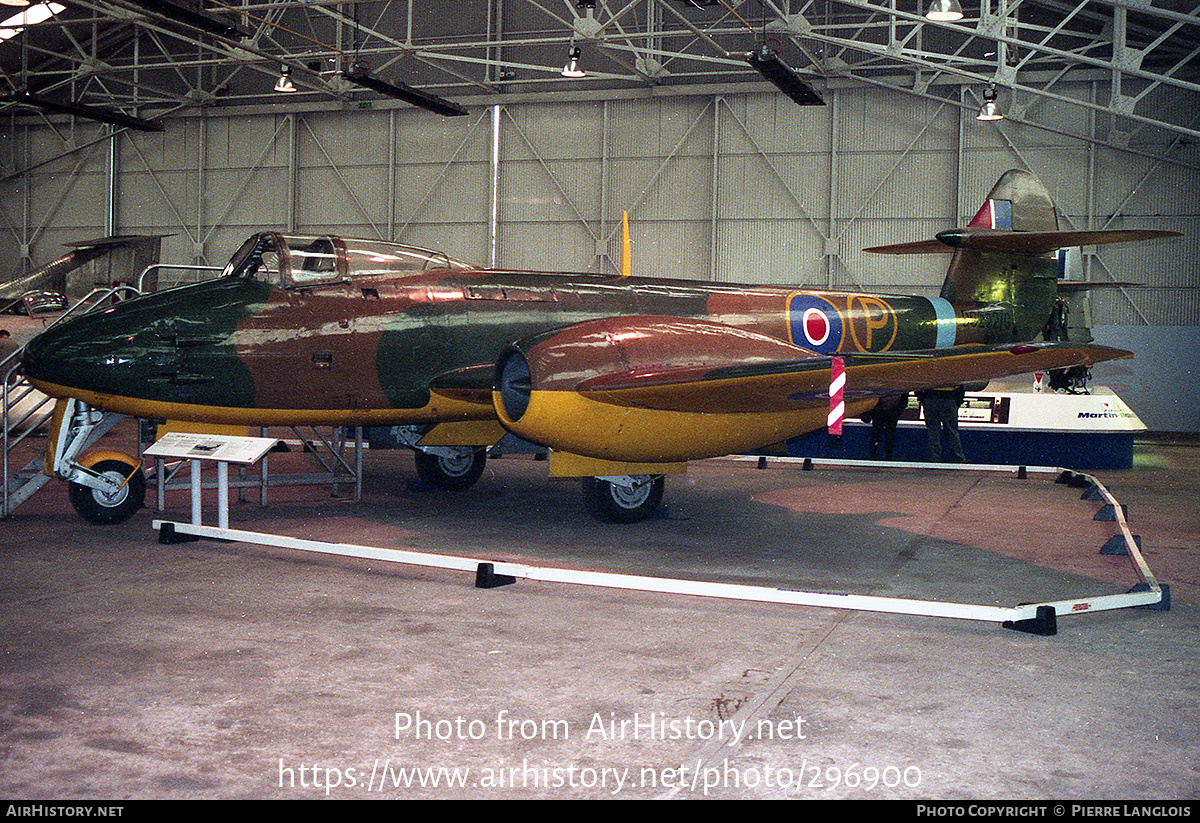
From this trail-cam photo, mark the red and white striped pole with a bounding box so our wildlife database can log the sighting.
[828,357,845,436]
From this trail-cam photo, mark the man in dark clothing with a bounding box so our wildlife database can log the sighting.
[917,385,966,462]
[862,392,909,460]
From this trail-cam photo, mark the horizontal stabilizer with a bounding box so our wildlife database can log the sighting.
[863,239,955,255]
[935,228,1179,254]
[867,228,1179,256]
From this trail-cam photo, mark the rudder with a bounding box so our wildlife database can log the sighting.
[967,169,1059,232]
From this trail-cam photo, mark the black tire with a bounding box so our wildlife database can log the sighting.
[581,476,664,523]
[68,458,145,525]
[413,448,486,491]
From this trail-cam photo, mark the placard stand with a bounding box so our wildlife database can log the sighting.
[145,432,279,534]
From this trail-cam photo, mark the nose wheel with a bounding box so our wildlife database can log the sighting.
[68,457,146,525]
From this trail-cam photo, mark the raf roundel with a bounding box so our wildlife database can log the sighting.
[803,307,830,347]
[788,294,843,354]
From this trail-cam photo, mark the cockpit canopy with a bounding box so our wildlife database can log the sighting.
[221,233,473,288]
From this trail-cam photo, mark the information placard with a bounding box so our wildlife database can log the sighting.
[144,432,278,465]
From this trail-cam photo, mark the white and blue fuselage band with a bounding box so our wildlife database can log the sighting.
[927,296,958,350]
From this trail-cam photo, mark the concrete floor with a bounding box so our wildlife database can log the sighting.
[0,423,1197,799]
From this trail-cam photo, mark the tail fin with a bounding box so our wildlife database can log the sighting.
[866,169,1179,344]
[967,169,1058,232]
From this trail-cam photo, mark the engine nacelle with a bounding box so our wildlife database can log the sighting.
[492,317,838,463]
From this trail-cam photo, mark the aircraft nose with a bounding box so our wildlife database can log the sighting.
[21,309,148,396]
[22,278,266,410]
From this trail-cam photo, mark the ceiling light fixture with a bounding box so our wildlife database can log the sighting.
[925,0,964,21]
[977,86,1004,121]
[341,67,468,116]
[561,45,585,78]
[273,65,297,93]
[746,45,824,106]
[0,0,31,8]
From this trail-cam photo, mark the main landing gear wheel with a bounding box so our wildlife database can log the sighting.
[68,458,146,525]
[413,448,487,491]
[581,476,664,523]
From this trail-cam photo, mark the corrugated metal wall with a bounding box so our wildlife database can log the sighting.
[2,83,1195,328]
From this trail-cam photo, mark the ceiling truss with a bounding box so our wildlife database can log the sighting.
[0,0,1195,158]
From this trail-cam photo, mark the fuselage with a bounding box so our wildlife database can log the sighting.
[21,233,965,427]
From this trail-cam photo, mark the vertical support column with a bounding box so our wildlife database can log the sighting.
[1086,81,1097,284]
[106,127,119,237]
[489,104,501,268]
[21,123,29,277]
[827,91,838,289]
[287,114,298,233]
[1112,7,1126,108]
[956,86,965,225]
[196,115,207,267]
[599,100,608,272]
[388,109,397,240]
[710,96,720,282]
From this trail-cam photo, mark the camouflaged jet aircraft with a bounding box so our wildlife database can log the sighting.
[20,170,1178,524]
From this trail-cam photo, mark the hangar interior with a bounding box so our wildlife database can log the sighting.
[2,0,1198,424]
[1,0,1198,801]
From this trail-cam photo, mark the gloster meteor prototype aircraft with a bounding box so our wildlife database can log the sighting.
[20,170,1177,524]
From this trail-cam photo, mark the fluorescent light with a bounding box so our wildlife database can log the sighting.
[340,68,468,116]
[746,46,824,106]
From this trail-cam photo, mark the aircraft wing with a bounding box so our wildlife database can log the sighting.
[493,316,1130,462]
[571,338,1129,413]
[1,235,170,304]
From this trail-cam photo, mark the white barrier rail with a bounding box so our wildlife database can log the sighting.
[149,445,1167,636]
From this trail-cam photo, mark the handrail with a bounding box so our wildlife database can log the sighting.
[137,263,223,293]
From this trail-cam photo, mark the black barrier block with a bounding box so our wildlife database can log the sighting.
[1003,605,1058,636]
[475,563,516,589]
[1129,583,1170,612]
[802,458,814,471]
[1100,534,1140,556]
[158,522,200,545]
[1081,485,1104,500]
[1094,503,1128,521]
